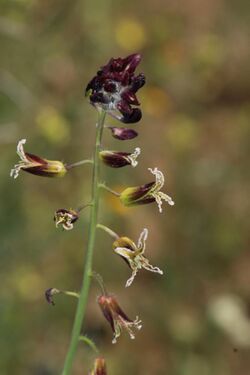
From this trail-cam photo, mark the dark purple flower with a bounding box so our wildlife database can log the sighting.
[108,127,138,140]
[99,147,140,168]
[85,54,145,123]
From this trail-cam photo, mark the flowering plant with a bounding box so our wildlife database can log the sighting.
[11,53,174,374]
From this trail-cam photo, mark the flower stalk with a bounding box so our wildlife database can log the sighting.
[61,109,106,375]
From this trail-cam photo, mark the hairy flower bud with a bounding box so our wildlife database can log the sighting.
[54,208,79,230]
[120,167,175,213]
[90,357,107,375]
[99,148,141,168]
[108,127,138,140]
[113,228,163,287]
[97,294,142,344]
[10,139,67,179]
[85,54,145,123]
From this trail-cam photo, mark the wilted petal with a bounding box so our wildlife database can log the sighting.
[113,228,163,286]
[45,288,61,305]
[54,209,79,230]
[97,294,142,343]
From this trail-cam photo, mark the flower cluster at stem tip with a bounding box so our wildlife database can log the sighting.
[10,53,175,371]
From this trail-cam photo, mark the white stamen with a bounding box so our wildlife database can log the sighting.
[10,139,30,179]
[137,228,148,249]
[16,139,28,161]
[148,167,164,189]
[127,147,141,167]
[125,269,138,288]
[148,167,175,212]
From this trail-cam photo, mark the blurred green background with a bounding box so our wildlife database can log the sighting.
[1,0,250,374]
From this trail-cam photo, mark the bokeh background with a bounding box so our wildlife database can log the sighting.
[1,0,250,374]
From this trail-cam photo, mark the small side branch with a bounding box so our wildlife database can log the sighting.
[99,183,121,197]
[97,223,119,240]
[66,159,93,170]
[79,335,99,353]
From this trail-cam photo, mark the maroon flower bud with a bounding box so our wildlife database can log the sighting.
[10,139,67,179]
[90,357,107,375]
[85,54,145,123]
[108,127,138,140]
[45,288,61,306]
[123,53,141,73]
[97,294,142,343]
[130,73,146,93]
[54,208,79,230]
[99,148,140,168]
[120,108,142,124]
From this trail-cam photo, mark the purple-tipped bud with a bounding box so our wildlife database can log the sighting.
[99,148,141,168]
[45,288,61,306]
[108,127,138,141]
[97,294,142,343]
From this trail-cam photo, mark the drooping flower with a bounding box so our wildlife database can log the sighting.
[10,139,67,179]
[120,167,175,213]
[90,357,107,375]
[45,288,61,306]
[107,126,138,140]
[97,294,142,344]
[113,228,163,287]
[85,54,145,123]
[99,147,141,168]
[54,208,79,230]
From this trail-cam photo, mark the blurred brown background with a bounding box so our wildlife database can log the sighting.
[1,0,250,374]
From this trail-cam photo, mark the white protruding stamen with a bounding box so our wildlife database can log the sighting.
[127,147,141,167]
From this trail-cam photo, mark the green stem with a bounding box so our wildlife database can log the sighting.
[61,110,106,375]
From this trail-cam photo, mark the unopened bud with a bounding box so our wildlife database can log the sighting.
[108,127,138,141]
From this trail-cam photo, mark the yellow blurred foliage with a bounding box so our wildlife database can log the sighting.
[115,18,146,51]
[104,185,128,216]
[141,86,172,117]
[36,106,70,145]
[166,115,198,152]
[11,267,43,301]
